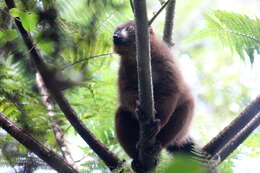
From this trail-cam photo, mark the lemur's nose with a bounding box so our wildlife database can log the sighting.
[113,32,125,45]
[113,33,120,42]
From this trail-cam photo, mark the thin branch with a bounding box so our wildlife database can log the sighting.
[129,0,135,13]
[203,95,260,162]
[0,112,78,173]
[133,0,159,172]
[62,52,113,70]
[148,0,169,26]
[36,72,78,171]
[210,112,260,164]
[203,95,260,155]
[163,0,176,46]
[4,0,122,170]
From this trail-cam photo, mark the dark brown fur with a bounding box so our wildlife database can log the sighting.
[113,21,195,160]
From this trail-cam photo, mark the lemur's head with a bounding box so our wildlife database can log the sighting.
[113,20,154,55]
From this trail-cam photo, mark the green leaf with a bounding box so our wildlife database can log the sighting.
[20,13,38,31]
[161,155,206,173]
[246,48,255,64]
[0,29,18,41]
[9,8,23,17]
[0,31,3,37]
[0,29,18,47]
[9,8,38,31]
[189,10,260,64]
[38,41,54,54]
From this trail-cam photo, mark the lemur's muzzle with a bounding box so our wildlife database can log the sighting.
[113,30,128,45]
[113,33,122,45]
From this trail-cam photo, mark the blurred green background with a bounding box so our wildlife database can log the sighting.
[0,0,259,172]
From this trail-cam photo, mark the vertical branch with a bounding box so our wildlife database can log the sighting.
[35,72,78,171]
[134,0,154,122]
[133,0,159,172]
[163,0,176,46]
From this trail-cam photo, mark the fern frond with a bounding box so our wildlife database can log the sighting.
[192,10,260,63]
[0,62,49,138]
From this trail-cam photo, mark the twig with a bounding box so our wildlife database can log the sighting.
[129,0,135,13]
[62,52,113,70]
[36,72,78,171]
[148,0,170,26]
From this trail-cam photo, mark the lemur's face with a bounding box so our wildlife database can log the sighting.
[113,21,154,56]
[113,21,135,54]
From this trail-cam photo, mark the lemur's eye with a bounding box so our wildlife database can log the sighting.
[126,25,134,31]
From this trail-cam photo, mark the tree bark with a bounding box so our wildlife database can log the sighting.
[4,0,122,170]
[163,0,176,46]
[0,112,78,173]
[211,112,260,164]
[133,0,159,172]
[203,95,260,155]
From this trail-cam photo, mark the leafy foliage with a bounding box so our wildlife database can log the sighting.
[0,0,128,171]
[9,8,38,31]
[0,62,48,134]
[0,29,17,46]
[0,61,55,172]
[159,154,206,173]
[191,10,260,63]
